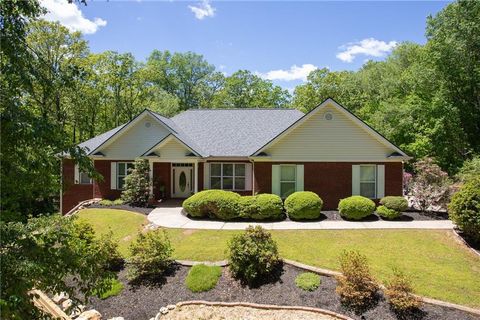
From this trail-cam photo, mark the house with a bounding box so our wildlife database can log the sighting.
[61,98,410,214]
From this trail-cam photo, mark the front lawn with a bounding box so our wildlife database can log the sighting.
[76,208,480,307]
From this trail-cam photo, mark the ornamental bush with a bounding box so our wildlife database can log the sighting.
[380,196,409,212]
[121,159,151,207]
[377,205,401,220]
[182,190,241,220]
[295,272,321,291]
[239,194,284,220]
[336,250,379,309]
[128,229,173,280]
[448,178,480,243]
[284,191,323,220]
[385,268,421,313]
[185,264,222,292]
[338,196,376,220]
[228,226,281,286]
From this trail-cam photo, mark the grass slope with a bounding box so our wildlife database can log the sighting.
[76,208,480,307]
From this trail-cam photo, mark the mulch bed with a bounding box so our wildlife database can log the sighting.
[89,264,478,320]
[87,204,154,215]
[320,210,449,222]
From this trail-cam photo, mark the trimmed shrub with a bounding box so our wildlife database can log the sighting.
[128,229,173,280]
[336,250,379,309]
[185,264,222,292]
[385,268,421,313]
[284,191,323,220]
[338,196,376,220]
[121,159,151,207]
[99,199,114,206]
[228,226,281,285]
[295,272,321,291]
[239,194,284,220]
[113,199,124,205]
[377,205,401,220]
[183,190,241,220]
[448,178,480,243]
[380,196,408,212]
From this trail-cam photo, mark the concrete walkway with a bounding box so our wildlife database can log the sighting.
[147,207,455,230]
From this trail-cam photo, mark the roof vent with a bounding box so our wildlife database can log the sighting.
[324,112,333,121]
[145,122,151,128]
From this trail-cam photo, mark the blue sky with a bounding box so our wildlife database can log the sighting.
[41,0,449,89]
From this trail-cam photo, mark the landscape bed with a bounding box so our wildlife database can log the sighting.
[88,264,479,320]
[77,209,480,307]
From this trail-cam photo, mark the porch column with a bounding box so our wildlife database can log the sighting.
[149,160,154,196]
[194,161,199,193]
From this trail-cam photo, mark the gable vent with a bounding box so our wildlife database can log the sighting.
[324,112,333,121]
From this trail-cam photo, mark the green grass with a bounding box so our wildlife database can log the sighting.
[76,208,480,307]
[295,272,321,291]
[185,264,222,292]
[96,278,124,299]
[76,208,148,255]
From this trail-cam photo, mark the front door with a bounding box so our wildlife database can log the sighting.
[172,164,193,198]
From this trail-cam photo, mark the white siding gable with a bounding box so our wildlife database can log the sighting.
[265,104,393,161]
[152,138,192,161]
[100,114,170,159]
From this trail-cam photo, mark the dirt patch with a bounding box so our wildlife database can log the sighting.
[164,304,344,320]
[88,265,479,320]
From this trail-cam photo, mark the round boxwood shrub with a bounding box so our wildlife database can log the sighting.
[448,178,480,243]
[182,190,241,220]
[240,194,284,220]
[284,191,323,220]
[228,226,281,285]
[377,205,401,220]
[338,196,376,220]
[380,196,408,212]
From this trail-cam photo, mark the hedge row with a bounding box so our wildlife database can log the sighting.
[184,190,409,221]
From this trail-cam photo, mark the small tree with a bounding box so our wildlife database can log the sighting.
[448,178,480,243]
[336,250,379,309]
[409,158,451,212]
[121,159,151,207]
[385,268,421,313]
[228,226,281,286]
[128,229,173,280]
[456,156,480,182]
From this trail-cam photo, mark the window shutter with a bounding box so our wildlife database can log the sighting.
[203,163,210,190]
[245,163,253,190]
[352,165,360,195]
[272,165,280,196]
[110,162,117,190]
[74,164,80,184]
[376,165,385,198]
[296,164,304,191]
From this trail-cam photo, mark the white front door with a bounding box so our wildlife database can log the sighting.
[172,165,193,198]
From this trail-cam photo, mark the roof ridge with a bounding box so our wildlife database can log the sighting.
[179,108,299,111]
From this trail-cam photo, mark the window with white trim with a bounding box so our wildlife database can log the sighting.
[360,165,376,198]
[117,162,134,190]
[280,165,296,198]
[79,171,92,184]
[210,163,245,190]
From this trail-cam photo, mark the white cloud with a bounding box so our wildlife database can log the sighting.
[257,64,318,82]
[188,0,216,20]
[336,38,397,63]
[40,0,107,34]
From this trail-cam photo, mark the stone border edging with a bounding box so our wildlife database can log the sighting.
[176,259,480,316]
[451,229,480,258]
[65,198,101,216]
[175,300,354,320]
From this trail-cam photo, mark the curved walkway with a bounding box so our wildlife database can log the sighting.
[147,207,455,230]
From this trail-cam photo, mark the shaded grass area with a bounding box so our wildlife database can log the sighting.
[95,278,124,300]
[185,264,222,292]
[77,209,480,307]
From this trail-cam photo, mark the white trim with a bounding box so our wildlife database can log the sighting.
[253,98,410,159]
[250,158,406,163]
[377,164,385,199]
[74,164,80,184]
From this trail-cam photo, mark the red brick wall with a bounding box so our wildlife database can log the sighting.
[253,162,403,210]
[197,162,204,192]
[61,159,94,214]
[153,162,171,199]
[93,160,125,200]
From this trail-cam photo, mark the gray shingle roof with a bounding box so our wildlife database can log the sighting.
[77,108,304,157]
[172,109,304,157]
